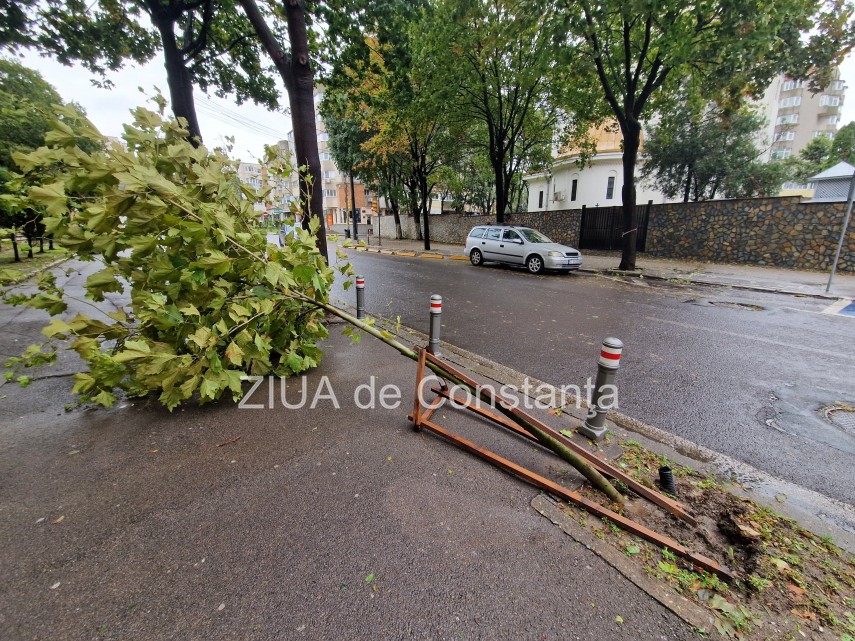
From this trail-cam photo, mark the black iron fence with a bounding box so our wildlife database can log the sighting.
[578,201,651,252]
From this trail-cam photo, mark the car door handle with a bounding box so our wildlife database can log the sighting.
[500,244,505,247]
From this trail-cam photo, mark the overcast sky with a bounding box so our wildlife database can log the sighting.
[12,47,855,162]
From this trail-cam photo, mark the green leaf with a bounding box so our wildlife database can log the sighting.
[28,181,67,216]
[225,341,244,366]
[658,561,680,575]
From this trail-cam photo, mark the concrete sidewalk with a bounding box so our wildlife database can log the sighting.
[350,236,855,300]
[0,264,700,640]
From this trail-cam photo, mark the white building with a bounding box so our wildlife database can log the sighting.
[523,126,672,211]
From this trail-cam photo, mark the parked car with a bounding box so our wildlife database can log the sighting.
[464,225,582,274]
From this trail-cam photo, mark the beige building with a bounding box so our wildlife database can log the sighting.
[762,69,848,162]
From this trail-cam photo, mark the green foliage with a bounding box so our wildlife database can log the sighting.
[833,122,855,165]
[417,0,560,218]
[0,59,62,171]
[641,103,788,201]
[2,102,350,409]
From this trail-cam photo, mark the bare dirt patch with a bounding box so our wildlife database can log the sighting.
[558,440,855,640]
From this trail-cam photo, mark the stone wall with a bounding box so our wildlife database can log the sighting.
[375,209,584,247]
[645,197,855,272]
[367,198,854,272]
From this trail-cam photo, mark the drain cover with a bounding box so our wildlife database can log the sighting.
[825,407,855,435]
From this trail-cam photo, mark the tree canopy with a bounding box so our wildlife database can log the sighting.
[559,0,855,268]
[641,104,788,202]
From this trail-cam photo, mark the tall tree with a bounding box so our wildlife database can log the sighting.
[4,1,278,143]
[421,0,559,221]
[832,121,855,165]
[561,0,855,269]
[317,0,447,250]
[641,104,788,201]
[238,0,328,260]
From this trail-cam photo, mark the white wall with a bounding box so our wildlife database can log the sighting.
[525,154,671,211]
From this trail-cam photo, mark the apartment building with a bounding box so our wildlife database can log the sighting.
[277,88,376,229]
[762,69,848,162]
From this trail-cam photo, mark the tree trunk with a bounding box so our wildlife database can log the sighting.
[493,155,507,223]
[390,198,402,239]
[148,3,203,143]
[619,121,641,270]
[419,172,431,251]
[406,179,423,240]
[238,0,329,262]
[349,171,358,242]
[10,233,20,262]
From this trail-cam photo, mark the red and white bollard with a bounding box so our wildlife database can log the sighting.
[579,337,623,440]
[356,275,365,320]
[428,294,442,356]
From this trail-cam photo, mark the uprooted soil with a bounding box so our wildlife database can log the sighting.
[560,441,855,640]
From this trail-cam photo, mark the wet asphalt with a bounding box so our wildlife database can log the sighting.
[0,322,697,640]
[331,252,855,505]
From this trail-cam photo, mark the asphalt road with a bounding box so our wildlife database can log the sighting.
[332,251,855,506]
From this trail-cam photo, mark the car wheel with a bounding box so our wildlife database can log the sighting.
[470,248,483,266]
[526,255,544,274]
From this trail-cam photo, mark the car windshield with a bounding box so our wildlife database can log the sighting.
[518,228,552,243]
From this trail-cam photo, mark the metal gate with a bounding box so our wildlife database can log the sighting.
[578,202,650,252]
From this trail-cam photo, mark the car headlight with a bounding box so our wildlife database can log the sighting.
[547,251,563,257]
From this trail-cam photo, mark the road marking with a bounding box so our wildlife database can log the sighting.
[644,316,855,361]
[822,298,855,317]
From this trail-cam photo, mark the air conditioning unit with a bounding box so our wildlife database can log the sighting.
[552,191,565,202]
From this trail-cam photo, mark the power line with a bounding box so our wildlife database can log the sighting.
[196,95,290,141]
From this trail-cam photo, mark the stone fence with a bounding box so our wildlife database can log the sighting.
[644,197,854,272]
[372,197,854,272]
[375,209,583,247]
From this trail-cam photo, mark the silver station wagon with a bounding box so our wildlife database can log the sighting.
[464,225,583,274]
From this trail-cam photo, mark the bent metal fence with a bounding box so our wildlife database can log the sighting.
[578,201,651,252]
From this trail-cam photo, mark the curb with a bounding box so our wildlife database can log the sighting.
[1,256,71,286]
[331,295,855,552]
[345,245,841,299]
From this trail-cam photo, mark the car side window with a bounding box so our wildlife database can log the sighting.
[503,230,521,242]
[485,228,502,240]
[469,228,485,239]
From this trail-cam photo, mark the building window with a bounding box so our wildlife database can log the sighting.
[571,179,578,202]
[828,115,840,125]
[782,79,804,91]
[832,80,846,91]
[820,94,841,106]
[779,96,801,108]
[319,132,329,141]
[606,176,616,200]
[320,152,331,160]
[323,189,336,198]
[538,190,544,209]
[771,149,792,160]
[774,131,795,142]
[776,114,799,125]
[323,170,333,179]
